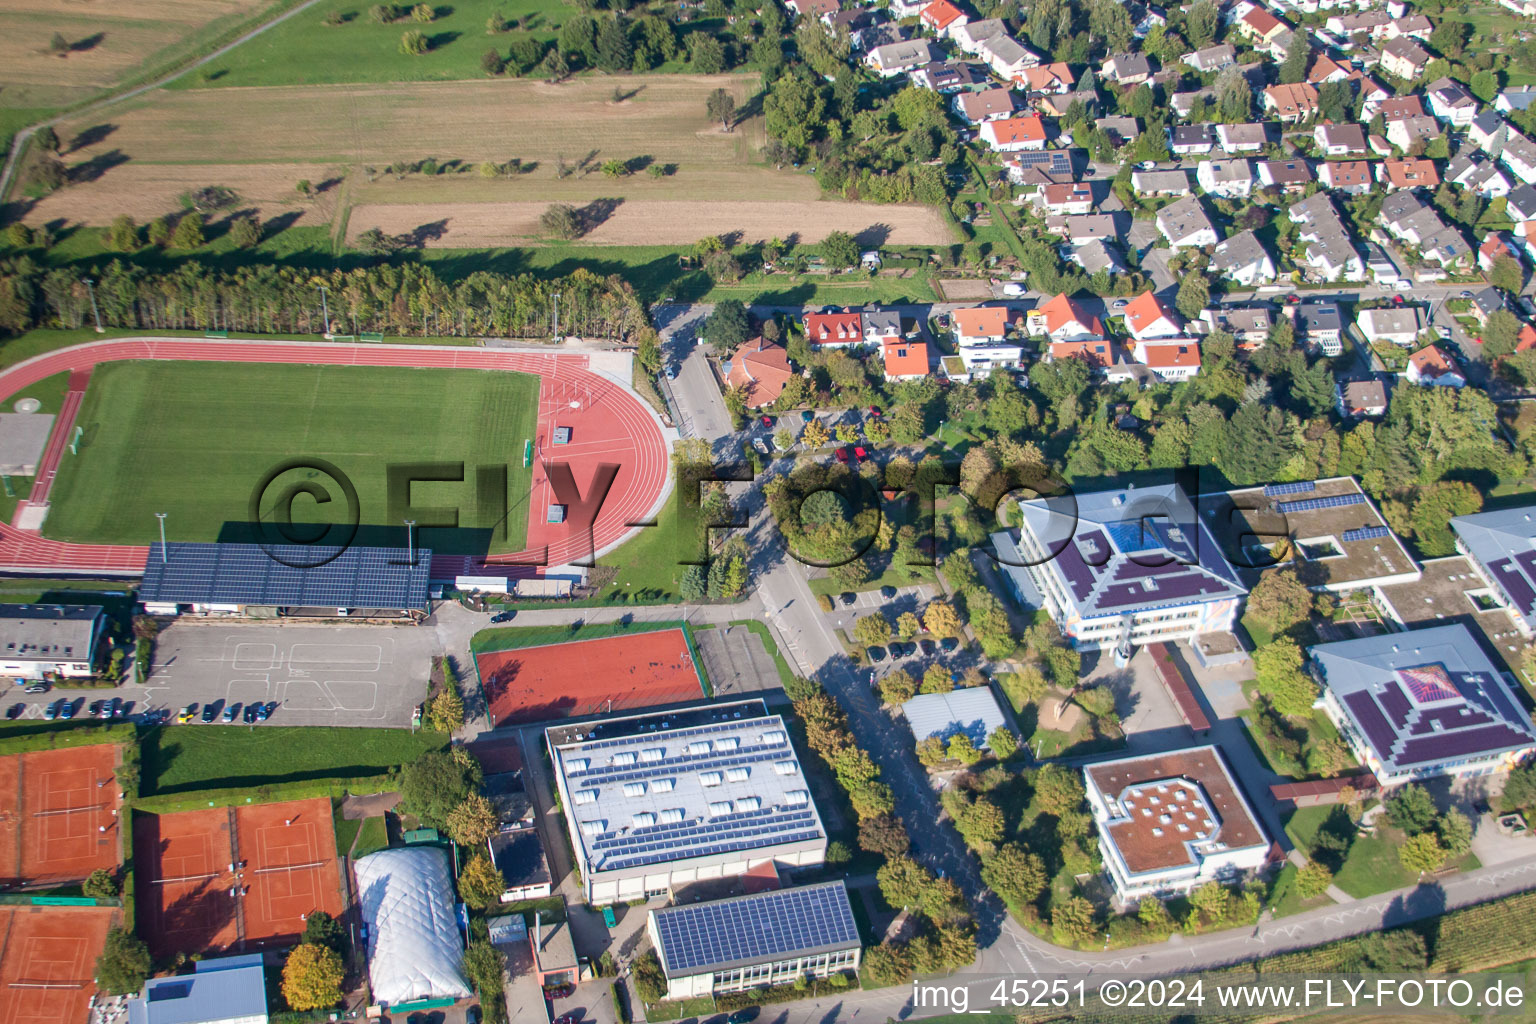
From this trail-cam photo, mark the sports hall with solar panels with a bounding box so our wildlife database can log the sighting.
[1309,624,1536,785]
[1212,476,1422,593]
[546,700,828,904]
[139,542,432,619]
[647,881,861,999]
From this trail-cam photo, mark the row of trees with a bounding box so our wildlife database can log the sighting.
[0,255,648,341]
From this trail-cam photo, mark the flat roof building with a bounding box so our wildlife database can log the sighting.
[901,688,1009,750]
[0,603,106,679]
[1084,746,1269,904]
[648,882,861,999]
[488,827,552,903]
[1451,505,1536,637]
[1310,624,1536,783]
[991,481,1246,657]
[547,701,827,904]
[126,953,268,1024]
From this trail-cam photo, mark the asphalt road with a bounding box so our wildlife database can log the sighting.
[652,303,733,443]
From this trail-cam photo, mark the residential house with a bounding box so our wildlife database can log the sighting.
[1378,157,1440,190]
[1499,131,1536,185]
[1497,87,1536,114]
[980,35,1041,80]
[1379,190,1470,267]
[1098,116,1141,147]
[909,60,991,92]
[804,310,865,349]
[980,114,1047,151]
[954,88,1016,123]
[1209,230,1278,286]
[1406,344,1465,386]
[1383,14,1433,40]
[919,0,967,35]
[1479,232,1522,273]
[990,481,1247,652]
[1326,10,1390,37]
[726,338,795,408]
[1449,503,1536,638]
[1196,158,1255,198]
[1185,44,1237,72]
[1336,377,1389,418]
[1265,83,1320,122]
[1318,160,1374,194]
[1029,293,1106,341]
[1357,305,1427,346]
[1132,2,1166,37]
[1049,339,1115,369]
[1257,158,1314,192]
[1509,184,1536,222]
[860,307,903,344]
[1293,301,1347,356]
[1379,37,1432,80]
[1072,238,1128,275]
[1308,54,1353,86]
[1359,78,1393,121]
[1169,124,1215,156]
[1364,242,1401,283]
[1102,53,1154,85]
[1426,77,1480,127]
[1155,194,1220,250]
[952,306,1025,373]
[1170,90,1214,120]
[949,17,1004,53]
[1386,115,1443,151]
[786,0,839,18]
[1061,213,1123,245]
[1470,286,1506,324]
[1036,181,1096,215]
[1020,62,1075,93]
[1132,169,1193,195]
[886,0,927,16]
[1314,123,1368,156]
[1200,305,1273,348]
[866,40,940,76]
[1289,192,1367,282]
[1447,153,1513,198]
[1123,291,1185,340]
[882,339,930,380]
[1470,109,1509,153]
[1217,123,1268,154]
[1134,340,1202,382]
[1378,95,1427,123]
[1003,149,1075,182]
[1237,6,1291,48]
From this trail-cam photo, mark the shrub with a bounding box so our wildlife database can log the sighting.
[400,29,429,55]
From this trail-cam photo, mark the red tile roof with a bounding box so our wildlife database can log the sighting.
[1141,342,1201,369]
[1050,339,1111,366]
[803,311,862,344]
[1409,344,1455,376]
[882,339,929,377]
[985,115,1047,145]
[1124,291,1180,336]
[920,0,964,29]
[726,338,794,408]
[953,306,1009,338]
[1382,157,1439,188]
[1036,293,1104,336]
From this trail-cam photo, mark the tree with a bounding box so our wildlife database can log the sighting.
[400,29,429,54]
[283,943,344,1011]
[106,215,138,253]
[1399,832,1446,875]
[400,749,477,828]
[488,10,510,32]
[879,668,917,705]
[802,418,831,448]
[895,611,922,641]
[539,203,581,239]
[427,683,464,733]
[988,726,1018,760]
[858,813,911,857]
[1245,568,1313,636]
[481,48,506,75]
[821,231,859,271]
[1490,255,1524,295]
[1051,896,1097,946]
[83,868,117,899]
[302,910,346,956]
[229,215,261,249]
[1190,881,1230,922]
[1186,0,1218,48]
[167,212,204,250]
[946,733,984,766]
[94,928,150,995]
[921,663,954,694]
[1280,29,1310,85]
[923,601,963,639]
[1411,481,1482,556]
[1430,18,1470,59]
[703,299,751,353]
[1215,65,1252,122]
[853,612,893,648]
[412,2,435,20]
[1033,764,1085,816]
[1483,308,1525,358]
[982,844,1046,906]
[1252,640,1317,717]
[458,851,508,908]
[35,126,59,153]
[1385,783,1438,835]
[999,667,1049,709]
[1074,685,1115,719]
[690,34,725,73]
[679,563,707,600]
[1176,273,1210,321]
[445,792,498,846]
[707,87,736,130]
[1437,809,1473,857]
[49,32,70,54]
[954,795,1004,848]
[1296,860,1333,899]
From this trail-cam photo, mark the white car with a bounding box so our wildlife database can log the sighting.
[1001,283,1026,297]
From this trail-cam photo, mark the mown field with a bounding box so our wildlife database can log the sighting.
[23,74,952,246]
[140,725,445,794]
[46,360,539,553]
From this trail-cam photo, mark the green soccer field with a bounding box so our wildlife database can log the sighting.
[45,360,540,554]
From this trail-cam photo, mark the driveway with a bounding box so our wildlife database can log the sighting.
[652,303,732,443]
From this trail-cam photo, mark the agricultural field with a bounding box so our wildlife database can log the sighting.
[46,360,539,553]
[0,0,287,141]
[22,75,953,247]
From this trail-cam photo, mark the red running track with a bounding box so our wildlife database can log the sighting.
[0,339,670,575]
[16,368,92,524]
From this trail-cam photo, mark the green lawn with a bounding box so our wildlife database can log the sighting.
[333,805,362,857]
[176,0,575,90]
[139,725,446,795]
[46,360,538,554]
[352,814,390,858]
[472,618,686,654]
[1285,805,1479,899]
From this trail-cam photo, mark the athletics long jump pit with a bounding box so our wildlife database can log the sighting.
[0,904,114,1024]
[476,627,706,725]
[135,797,345,958]
[0,745,122,887]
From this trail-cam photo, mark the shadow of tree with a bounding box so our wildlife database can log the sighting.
[68,123,115,154]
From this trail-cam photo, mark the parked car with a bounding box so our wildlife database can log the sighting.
[1001,282,1026,297]
[22,681,47,694]
[201,704,218,723]
[839,592,856,606]
[940,637,960,652]
[853,446,869,463]
[96,700,113,719]
[867,406,883,418]
[491,609,516,623]
[43,700,59,721]
[835,448,850,463]
[728,1010,761,1024]
[919,638,936,656]
[664,364,678,380]
[1111,298,1128,309]
[800,410,814,422]
[59,699,75,720]
[178,704,197,724]
[760,415,774,428]
[752,438,769,455]
[880,585,897,598]
[258,701,277,720]
[244,704,260,723]
[6,704,22,720]
[1459,290,1473,298]
[222,703,240,723]
[867,646,888,662]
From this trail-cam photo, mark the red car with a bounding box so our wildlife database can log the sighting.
[1392,295,1405,305]
[868,406,883,417]
[853,446,869,463]
[835,448,850,463]
[760,415,774,428]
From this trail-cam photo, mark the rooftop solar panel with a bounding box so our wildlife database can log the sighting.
[1342,525,1391,543]
[1343,690,1398,757]
[140,542,431,611]
[652,882,860,975]
[1264,481,1317,497]
[1277,493,1366,515]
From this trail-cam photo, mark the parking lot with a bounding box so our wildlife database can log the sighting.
[695,625,782,698]
[0,622,439,727]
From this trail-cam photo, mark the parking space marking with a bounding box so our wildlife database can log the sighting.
[323,680,379,713]
[231,642,279,671]
[290,643,385,673]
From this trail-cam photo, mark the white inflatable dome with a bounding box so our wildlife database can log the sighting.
[353,847,474,1005]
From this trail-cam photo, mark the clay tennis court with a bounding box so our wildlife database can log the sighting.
[0,904,114,1024]
[478,628,705,725]
[136,798,344,958]
[0,746,122,887]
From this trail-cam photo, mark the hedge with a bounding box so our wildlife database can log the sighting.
[129,773,396,815]
[0,722,133,756]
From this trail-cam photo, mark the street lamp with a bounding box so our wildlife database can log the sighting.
[155,513,167,564]
[81,278,103,333]
[552,292,561,341]
[404,519,416,565]
[317,285,331,337]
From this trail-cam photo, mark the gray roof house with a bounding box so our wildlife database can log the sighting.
[1208,229,1276,286]
[1155,194,1220,250]
[1184,43,1236,72]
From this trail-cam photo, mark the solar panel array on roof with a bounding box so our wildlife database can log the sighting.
[139,542,431,611]
[1264,481,1317,497]
[1341,525,1391,542]
[652,882,859,975]
[1277,493,1366,514]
